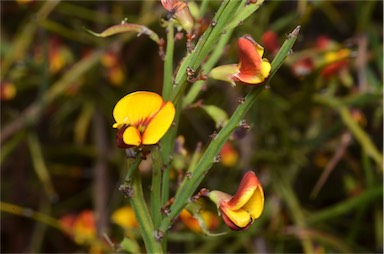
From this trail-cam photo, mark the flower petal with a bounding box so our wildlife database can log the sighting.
[238,35,262,74]
[123,126,142,146]
[236,35,271,85]
[220,202,251,228]
[142,101,175,145]
[227,171,258,210]
[242,183,264,220]
[113,91,163,128]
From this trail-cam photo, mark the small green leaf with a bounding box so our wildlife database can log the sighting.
[201,105,228,128]
[119,237,140,253]
[84,23,161,44]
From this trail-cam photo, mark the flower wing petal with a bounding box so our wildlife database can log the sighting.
[227,171,258,210]
[122,126,142,146]
[220,202,251,229]
[142,101,175,145]
[113,91,163,127]
[242,183,264,220]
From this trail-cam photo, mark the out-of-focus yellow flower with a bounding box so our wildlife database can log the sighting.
[111,206,138,229]
[220,142,239,167]
[101,51,125,86]
[0,81,16,101]
[206,171,264,230]
[113,91,175,148]
[209,35,271,86]
[179,209,219,233]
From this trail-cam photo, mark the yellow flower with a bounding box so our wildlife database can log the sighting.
[111,206,138,229]
[113,91,175,148]
[206,171,264,230]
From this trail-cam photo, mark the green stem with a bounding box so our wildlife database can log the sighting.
[150,148,163,229]
[313,95,383,168]
[171,0,239,104]
[126,158,163,253]
[306,185,383,225]
[27,132,57,201]
[162,22,175,101]
[273,172,315,253]
[158,25,300,235]
[183,29,234,108]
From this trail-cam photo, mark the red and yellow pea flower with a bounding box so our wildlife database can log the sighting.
[113,91,175,148]
[204,171,264,230]
[209,35,271,86]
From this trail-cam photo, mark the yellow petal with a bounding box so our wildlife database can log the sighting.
[113,91,163,127]
[142,101,175,145]
[261,59,271,78]
[255,42,265,58]
[111,206,138,229]
[220,203,251,228]
[242,184,264,220]
[123,126,142,146]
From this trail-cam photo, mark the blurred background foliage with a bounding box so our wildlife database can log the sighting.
[1,0,382,253]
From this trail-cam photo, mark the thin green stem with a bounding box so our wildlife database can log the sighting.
[183,29,234,108]
[313,95,383,168]
[150,148,163,229]
[27,132,57,201]
[162,22,175,101]
[273,172,315,253]
[171,0,239,104]
[306,185,383,225]
[125,158,163,253]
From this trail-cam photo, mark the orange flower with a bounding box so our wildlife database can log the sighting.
[209,35,271,86]
[206,171,264,230]
[0,80,16,101]
[113,91,175,148]
[220,142,239,167]
[59,210,96,245]
[161,0,194,34]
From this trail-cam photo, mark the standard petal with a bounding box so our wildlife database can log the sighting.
[238,36,262,75]
[220,202,251,228]
[242,184,264,220]
[227,171,258,210]
[122,126,142,146]
[142,101,175,145]
[113,91,163,127]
